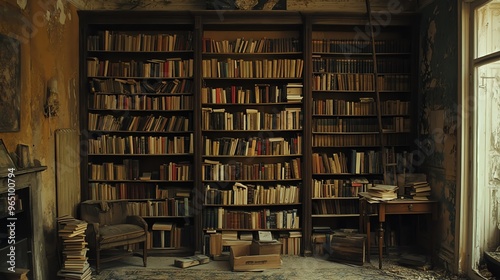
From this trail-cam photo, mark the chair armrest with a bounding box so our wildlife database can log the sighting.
[126,215,148,230]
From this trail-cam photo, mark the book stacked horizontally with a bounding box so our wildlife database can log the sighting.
[57,215,91,280]
[359,184,398,202]
[406,181,431,200]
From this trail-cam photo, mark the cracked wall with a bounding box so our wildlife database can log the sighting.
[0,0,79,279]
[418,0,459,272]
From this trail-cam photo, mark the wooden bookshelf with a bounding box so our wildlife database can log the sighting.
[304,11,418,255]
[79,11,196,256]
[197,11,305,256]
[78,11,419,257]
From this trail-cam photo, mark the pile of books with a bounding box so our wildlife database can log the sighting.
[285,83,303,102]
[57,215,91,280]
[359,184,398,201]
[405,181,431,200]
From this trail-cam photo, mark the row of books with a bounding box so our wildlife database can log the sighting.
[314,117,410,133]
[88,134,194,155]
[201,158,301,181]
[87,158,192,180]
[382,117,411,133]
[87,57,194,78]
[202,135,302,156]
[90,78,193,95]
[312,73,410,91]
[201,84,300,104]
[313,118,380,133]
[278,233,302,255]
[202,58,304,78]
[312,150,383,175]
[201,107,302,130]
[90,94,193,110]
[57,216,91,280]
[87,30,194,51]
[312,99,410,116]
[88,182,189,200]
[127,198,191,217]
[87,33,408,54]
[311,39,410,53]
[204,208,300,230]
[312,199,360,215]
[202,36,301,53]
[88,114,191,132]
[312,133,409,147]
[312,57,411,73]
[312,178,371,198]
[204,183,300,205]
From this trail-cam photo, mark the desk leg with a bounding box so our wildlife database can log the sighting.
[366,219,371,262]
[379,222,384,269]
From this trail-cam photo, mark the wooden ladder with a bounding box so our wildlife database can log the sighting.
[364,0,397,185]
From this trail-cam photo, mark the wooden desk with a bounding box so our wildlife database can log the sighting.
[359,199,438,269]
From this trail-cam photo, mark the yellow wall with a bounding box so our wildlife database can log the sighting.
[0,0,79,278]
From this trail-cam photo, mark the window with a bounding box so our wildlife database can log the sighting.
[468,0,500,276]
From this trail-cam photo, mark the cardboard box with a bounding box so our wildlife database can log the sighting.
[230,245,281,272]
[251,240,282,255]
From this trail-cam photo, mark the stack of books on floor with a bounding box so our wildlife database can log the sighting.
[57,215,91,280]
[405,181,432,200]
[359,184,398,202]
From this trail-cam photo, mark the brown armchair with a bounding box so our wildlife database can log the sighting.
[80,200,148,274]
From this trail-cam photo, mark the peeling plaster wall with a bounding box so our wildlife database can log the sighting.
[418,0,459,273]
[0,0,79,279]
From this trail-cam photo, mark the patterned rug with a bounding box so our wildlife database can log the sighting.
[93,256,464,280]
[96,267,401,280]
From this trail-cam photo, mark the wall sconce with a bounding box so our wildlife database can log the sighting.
[44,77,60,117]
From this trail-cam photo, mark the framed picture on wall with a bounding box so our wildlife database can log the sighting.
[0,33,21,132]
[0,139,16,169]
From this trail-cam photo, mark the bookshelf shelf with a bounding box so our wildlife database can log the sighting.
[88,130,194,134]
[202,179,302,183]
[88,50,194,54]
[312,197,359,200]
[88,109,193,112]
[202,155,302,159]
[88,153,193,156]
[311,214,359,218]
[203,203,301,207]
[203,228,302,232]
[142,216,193,218]
[88,180,194,183]
[202,129,302,133]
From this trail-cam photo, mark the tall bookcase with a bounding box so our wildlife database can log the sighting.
[304,12,419,254]
[78,11,419,257]
[195,11,305,256]
[79,11,197,255]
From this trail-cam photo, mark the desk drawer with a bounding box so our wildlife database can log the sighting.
[385,203,433,214]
